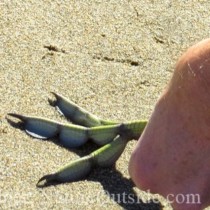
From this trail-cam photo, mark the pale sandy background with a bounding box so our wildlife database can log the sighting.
[1,1,210,209]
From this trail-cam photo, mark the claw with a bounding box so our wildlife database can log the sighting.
[37,135,128,185]
[50,92,102,127]
[8,113,89,147]
[37,155,93,187]
[36,174,56,187]
[8,113,59,139]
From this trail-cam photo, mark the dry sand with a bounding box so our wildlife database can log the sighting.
[1,1,210,209]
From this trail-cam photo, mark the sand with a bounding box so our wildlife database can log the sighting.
[0,1,210,209]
